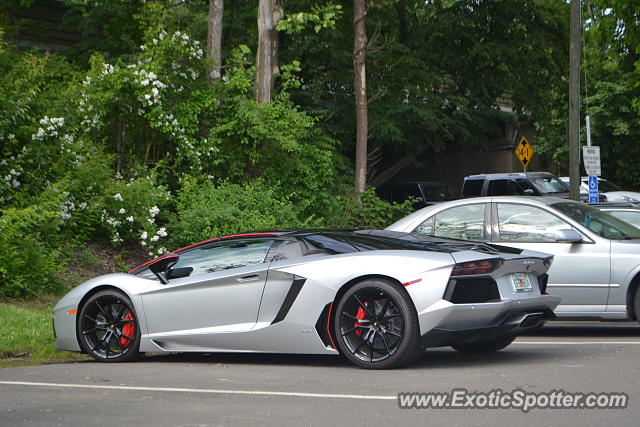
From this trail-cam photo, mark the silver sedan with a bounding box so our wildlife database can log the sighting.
[387,196,640,321]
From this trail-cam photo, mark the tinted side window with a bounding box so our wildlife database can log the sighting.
[462,179,483,197]
[265,240,303,262]
[496,204,567,242]
[432,204,486,240]
[170,240,273,278]
[487,179,515,196]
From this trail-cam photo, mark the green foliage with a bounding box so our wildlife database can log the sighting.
[535,0,640,187]
[327,188,416,230]
[169,179,309,248]
[277,3,343,34]
[0,192,65,299]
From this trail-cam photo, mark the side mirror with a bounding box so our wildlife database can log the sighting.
[555,229,583,243]
[522,189,535,195]
[149,254,179,284]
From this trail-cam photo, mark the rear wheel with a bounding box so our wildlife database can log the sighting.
[333,279,421,369]
[78,290,141,362]
[451,334,516,354]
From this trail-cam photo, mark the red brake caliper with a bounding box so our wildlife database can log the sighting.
[120,312,135,348]
[354,302,368,337]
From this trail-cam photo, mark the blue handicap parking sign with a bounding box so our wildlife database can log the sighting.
[588,176,599,203]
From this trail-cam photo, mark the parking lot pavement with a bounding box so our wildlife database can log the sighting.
[1,323,639,427]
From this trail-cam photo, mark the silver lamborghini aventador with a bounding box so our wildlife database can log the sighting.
[53,230,560,369]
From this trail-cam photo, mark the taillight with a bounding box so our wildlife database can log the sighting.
[451,259,502,276]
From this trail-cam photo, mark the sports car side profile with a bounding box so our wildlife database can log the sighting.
[53,230,560,369]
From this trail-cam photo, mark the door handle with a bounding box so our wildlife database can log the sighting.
[237,274,260,282]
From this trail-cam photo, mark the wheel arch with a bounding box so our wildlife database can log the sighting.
[75,284,135,350]
[626,273,640,320]
[320,274,416,350]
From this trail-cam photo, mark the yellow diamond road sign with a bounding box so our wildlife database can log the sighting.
[515,136,534,168]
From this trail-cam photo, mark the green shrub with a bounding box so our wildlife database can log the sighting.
[327,188,416,230]
[0,192,65,299]
[169,178,308,247]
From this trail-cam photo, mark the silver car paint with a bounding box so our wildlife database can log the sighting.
[387,196,640,320]
[53,241,559,355]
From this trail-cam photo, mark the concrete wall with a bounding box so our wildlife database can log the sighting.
[391,122,542,197]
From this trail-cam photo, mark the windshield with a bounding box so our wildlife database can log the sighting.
[551,202,640,239]
[530,176,569,194]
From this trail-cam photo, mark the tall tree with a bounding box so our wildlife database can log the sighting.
[207,0,224,79]
[256,0,282,102]
[353,0,368,199]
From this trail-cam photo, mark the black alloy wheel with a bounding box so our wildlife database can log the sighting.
[334,279,421,369]
[78,290,141,362]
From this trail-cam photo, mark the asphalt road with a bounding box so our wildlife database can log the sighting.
[1,322,639,427]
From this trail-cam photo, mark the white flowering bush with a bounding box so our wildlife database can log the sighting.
[78,27,220,177]
[99,175,172,257]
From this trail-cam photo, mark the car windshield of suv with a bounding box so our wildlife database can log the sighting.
[529,176,569,194]
[551,202,640,239]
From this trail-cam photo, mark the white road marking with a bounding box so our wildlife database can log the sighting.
[514,341,640,345]
[0,381,395,400]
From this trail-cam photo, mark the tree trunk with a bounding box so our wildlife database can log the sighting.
[353,0,368,200]
[256,0,281,103]
[568,0,581,201]
[207,0,224,79]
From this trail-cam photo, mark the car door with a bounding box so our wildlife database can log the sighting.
[490,202,611,315]
[140,239,274,336]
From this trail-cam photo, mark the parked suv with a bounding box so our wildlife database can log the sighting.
[462,172,569,198]
[462,172,606,202]
[376,182,454,209]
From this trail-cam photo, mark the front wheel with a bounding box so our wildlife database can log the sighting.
[333,279,422,369]
[77,290,141,362]
[451,334,516,354]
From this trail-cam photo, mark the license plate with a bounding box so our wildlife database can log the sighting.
[511,273,533,292]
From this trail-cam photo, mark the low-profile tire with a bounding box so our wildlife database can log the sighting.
[333,279,422,369]
[77,289,141,363]
[451,334,516,354]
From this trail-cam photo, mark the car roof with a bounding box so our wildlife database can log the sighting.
[445,195,573,206]
[591,202,640,210]
[465,172,555,179]
[127,228,391,273]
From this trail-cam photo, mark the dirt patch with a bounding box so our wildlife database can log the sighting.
[62,243,149,287]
